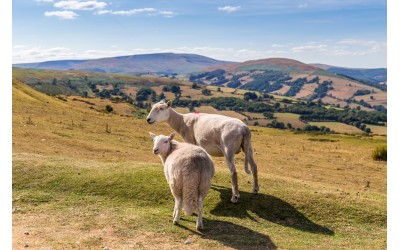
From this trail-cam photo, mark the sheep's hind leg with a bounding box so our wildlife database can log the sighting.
[173,195,182,225]
[196,196,204,230]
[223,148,240,203]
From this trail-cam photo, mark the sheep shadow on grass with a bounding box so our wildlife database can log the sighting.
[177,219,277,250]
[210,185,334,236]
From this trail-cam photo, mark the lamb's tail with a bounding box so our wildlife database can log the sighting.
[182,173,199,216]
[242,127,256,175]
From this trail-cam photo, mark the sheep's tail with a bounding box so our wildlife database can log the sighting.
[183,173,199,216]
[242,127,256,175]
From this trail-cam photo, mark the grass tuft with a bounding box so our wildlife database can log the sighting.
[372,145,387,161]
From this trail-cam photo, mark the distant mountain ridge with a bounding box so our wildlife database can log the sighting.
[13,53,234,74]
[311,64,387,85]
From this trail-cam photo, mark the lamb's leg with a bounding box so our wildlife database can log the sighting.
[173,195,182,225]
[196,196,203,231]
[223,149,240,203]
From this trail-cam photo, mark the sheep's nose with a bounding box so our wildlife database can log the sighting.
[146,118,153,124]
[153,149,159,154]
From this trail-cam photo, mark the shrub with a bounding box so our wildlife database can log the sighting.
[105,105,113,113]
[372,145,387,161]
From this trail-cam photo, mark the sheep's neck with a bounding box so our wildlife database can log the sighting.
[166,108,185,135]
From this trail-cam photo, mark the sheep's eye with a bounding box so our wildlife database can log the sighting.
[164,140,168,143]
[160,107,165,110]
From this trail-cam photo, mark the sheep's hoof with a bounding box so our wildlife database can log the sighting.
[230,195,239,203]
[196,224,203,231]
[252,189,259,195]
[173,220,179,225]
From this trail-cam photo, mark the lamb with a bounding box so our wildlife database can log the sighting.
[149,132,214,230]
[146,100,259,203]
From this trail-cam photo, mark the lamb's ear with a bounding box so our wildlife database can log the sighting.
[160,99,166,104]
[168,132,175,141]
[149,132,157,139]
[167,100,172,107]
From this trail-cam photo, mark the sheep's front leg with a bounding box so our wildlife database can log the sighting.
[196,196,203,231]
[173,195,182,225]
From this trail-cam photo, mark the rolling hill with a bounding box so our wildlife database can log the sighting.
[12,79,387,249]
[189,58,387,109]
[13,53,234,74]
[206,58,320,74]
[311,64,387,85]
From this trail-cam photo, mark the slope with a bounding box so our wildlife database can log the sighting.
[13,80,386,249]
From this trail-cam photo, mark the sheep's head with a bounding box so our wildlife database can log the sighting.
[146,99,172,124]
[149,132,175,155]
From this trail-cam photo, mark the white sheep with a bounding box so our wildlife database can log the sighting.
[146,100,259,203]
[149,132,214,230]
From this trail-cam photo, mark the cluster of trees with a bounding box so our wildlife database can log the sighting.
[136,87,156,101]
[354,89,372,96]
[243,92,258,101]
[309,80,333,100]
[189,69,228,86]
[240,70,291,93]
[284,77,308,97]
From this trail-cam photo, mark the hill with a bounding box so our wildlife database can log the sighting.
[311,64,387,86]
[189,58,387,110]
[12,80,386,249]
[13,59,89,71]
[207,58,319,74]
[13,53,234,74]
[12,67,387,134]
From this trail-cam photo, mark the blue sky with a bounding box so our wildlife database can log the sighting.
[12,0,387,68]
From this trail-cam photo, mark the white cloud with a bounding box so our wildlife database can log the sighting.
[36,0,54,2]
[291,44,329,53]
[44,10,78,19]
[158,11,176,18]
[218,5,241,13]
[54,0,107,11]
[98,8,157,16]
[97,8,176,17]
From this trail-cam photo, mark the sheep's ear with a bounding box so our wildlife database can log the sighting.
[149,132,157,139]
[167,100,172,107]
[168,132,175,141]
[160,99,166,104]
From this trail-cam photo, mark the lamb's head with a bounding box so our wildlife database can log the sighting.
[149,132,175,155]
[146,99,172,124]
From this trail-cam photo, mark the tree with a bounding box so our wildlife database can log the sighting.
[158,92,166,101]
[244,92,258,101]
[192,83,200,89]
[202,89,212,96]
[105,105,113,113]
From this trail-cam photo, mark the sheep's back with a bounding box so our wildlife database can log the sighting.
[164,143,214,179]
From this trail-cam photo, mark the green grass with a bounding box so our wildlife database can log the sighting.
[13,153,386,249]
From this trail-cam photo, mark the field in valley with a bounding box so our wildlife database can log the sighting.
[12,80,387,249]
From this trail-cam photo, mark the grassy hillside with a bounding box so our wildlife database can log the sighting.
[13,80,386,249]
[12,67,387,136]
[190,59,387,109]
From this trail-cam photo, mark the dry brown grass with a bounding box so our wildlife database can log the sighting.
[275,113,307,129]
